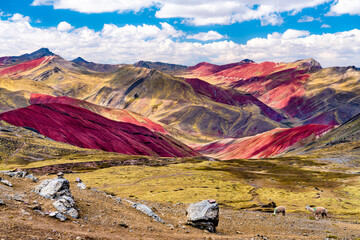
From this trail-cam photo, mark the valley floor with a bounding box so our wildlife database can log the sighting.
[1,157,360,239]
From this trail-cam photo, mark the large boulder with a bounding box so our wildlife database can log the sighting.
[186,199,219,233]
[34,177,71,199]
[33,173,79,219]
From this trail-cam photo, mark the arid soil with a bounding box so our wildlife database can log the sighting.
[0,173,359,240]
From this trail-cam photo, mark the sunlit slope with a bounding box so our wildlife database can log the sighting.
[284,113,360,160]
[0,103,199,157]
[196,124,334,160]
[182,59,360,126]
[30,93,167,133]
[86,66,285,141]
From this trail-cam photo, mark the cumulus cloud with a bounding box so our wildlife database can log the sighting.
[32,0,332,26]
[0,13,360,67]
[282,29,310,39]
[32,0,155,13]
[9,13,30,22]
[327,0,360,15]
[57,21,73,31]
[187,31,226,41]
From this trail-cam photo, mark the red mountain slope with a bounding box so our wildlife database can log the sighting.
[196,124,334,160]
[0,56,53,75]
[0,103,199,157]
[30,93,167,133]
[185,78,284,122]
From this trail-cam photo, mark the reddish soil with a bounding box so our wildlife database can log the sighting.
[197,124,335,159]
[0,103,199,158]
[30,93,167,134]
[0,173,359,239]
[0,56,52,75]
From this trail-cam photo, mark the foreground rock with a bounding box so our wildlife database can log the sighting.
[34,172,78,219]
[133,202,164,223]
[186,199,219,233]
[0,177,12,187]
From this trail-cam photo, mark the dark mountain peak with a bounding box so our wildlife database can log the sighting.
[32,48,54,56]
[240,59,254,64]
[133,60,187,73]
[72,57,88,63]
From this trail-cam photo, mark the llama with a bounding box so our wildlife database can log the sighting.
[273,206,286,216]
[305,205,327,219]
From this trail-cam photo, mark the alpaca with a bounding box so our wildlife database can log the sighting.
[306,205,327,219]
[273,206,286,216]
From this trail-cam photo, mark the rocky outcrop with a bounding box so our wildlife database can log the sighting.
[186,199,219,233]
[34,173,78,219]
[0,170,38,182]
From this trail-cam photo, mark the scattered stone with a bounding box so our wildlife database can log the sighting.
[115,197,122,204]
[119,221,129,228]
[75,177,86,190]
[49,211,67,221]
[0,199,5,206]
[0,178,12,187]
[21,209,30,215]
[0,170,38,182]
[13,194,24,202]
[186,199,219,233]
[132,202,164,223]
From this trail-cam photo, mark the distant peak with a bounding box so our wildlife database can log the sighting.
[296,58,322,69]
[72,57,88,63]
[240,59,254,64]
[32,48,54,56]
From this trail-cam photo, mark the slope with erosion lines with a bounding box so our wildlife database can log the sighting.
[0,103,199,157]
[283,113,360,163]
[183,58,360,126]
[0,48,55,68]
[30,93,167,133]
[196,124,334,160]
[86,66,285,141]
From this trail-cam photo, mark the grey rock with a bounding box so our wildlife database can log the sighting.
[53,196,78,218]
[34,177,71,199]
[76,182,86,190]
[49,211,67,221]
[25,174,38,182]
[186,199,219,233]
[132,203,164,223]
[0,178,12,187]
[34,175,79,218]
[0,199,5,205]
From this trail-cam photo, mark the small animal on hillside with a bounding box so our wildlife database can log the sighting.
[273,206,286,216]
[305,205,327,219]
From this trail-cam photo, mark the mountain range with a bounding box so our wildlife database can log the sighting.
[0,48,359,162]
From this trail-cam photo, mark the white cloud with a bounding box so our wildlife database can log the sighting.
[187,31,226,41]
[57,21,73,31]
[321,23,331,28]
[297,15,321,22]
[32,0,155,13]
[328,0,360,15]
[282,29,310,39]
[32,0,332,26]
[9,13,30,22]
[0,13,360,67]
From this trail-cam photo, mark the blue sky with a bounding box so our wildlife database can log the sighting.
[0,0,359,66]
